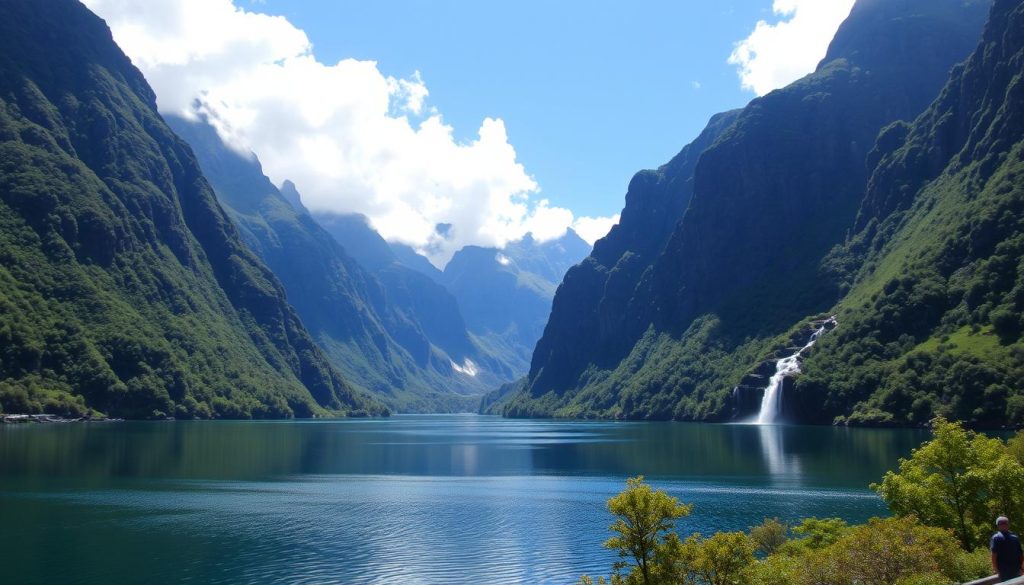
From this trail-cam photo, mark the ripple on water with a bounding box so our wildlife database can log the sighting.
[11,475,885,585]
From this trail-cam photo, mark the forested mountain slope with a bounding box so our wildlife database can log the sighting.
[505,0,992,422]
[0,0,384,418]
[793,0,1024,426]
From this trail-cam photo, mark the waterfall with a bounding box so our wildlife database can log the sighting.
[755,317,836,424]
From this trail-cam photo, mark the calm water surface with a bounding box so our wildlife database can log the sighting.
[0,415,929,584]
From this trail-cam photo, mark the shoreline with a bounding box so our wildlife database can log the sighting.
[1,414,123,424]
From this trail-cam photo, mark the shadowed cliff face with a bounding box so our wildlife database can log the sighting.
[0,0,386,418]
[512,0,992,420]
[526,110,742,396]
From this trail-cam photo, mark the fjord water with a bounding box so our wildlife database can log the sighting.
[0,416,925,584]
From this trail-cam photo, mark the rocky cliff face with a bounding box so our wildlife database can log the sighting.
[645,0,991,339]
[506,0,992,421]
[0,0,384,418]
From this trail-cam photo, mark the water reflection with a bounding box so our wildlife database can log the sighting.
[0,416,929,487]
[757,424,803,485]
[0,416,931,585]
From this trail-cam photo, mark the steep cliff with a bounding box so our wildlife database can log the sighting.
[507,0,991,421]
[0,0,384,418]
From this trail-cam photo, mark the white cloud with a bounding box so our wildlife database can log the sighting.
[728,0,855,96]
[82,0,596,266]
[573,214,620,245]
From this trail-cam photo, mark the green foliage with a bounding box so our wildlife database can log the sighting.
[745,555,800,585]
[675,531,755,585]
[873,418,1024,549]
[583,425,1011,585]
[585,488,971,585]
[948,548,996,584]
[795,517,961,585]
[604,476,692,585]
[748,518,788,556]
[784,517,849,552]
[505,317,772,421]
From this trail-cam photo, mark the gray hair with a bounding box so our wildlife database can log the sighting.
[998,516,1010,526]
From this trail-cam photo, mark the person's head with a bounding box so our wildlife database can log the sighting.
[997,516,1010,531]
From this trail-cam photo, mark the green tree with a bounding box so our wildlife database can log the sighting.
[677,531,755,585]
[1005,431,1024,466]
[872,418,1024,549]
[819,516,960,585]
[749,517,788,556]
[779,517,849,554]
[745,554,800,585]
[604,476,692,585]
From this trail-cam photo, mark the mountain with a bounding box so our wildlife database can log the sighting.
[0,0,385,419]
[790,0,1024,427]
[310,209,522,387]
[167,117,496,412]
[313,206,589,383]
[503,0,992,421]
[441,230,592,371]
[511,109,741,415]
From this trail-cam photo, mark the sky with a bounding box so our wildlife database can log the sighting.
[83,0,854,266]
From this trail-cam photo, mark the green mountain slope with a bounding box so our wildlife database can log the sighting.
[791,0,1024,427]
[0,0,384,418]
[505,0,991,421]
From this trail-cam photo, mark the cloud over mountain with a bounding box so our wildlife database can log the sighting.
[729,0,855,96]
[84,0,617,264]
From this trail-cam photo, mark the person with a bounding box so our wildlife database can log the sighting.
[992,516,1024,582]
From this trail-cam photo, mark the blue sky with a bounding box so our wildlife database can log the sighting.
[259,1,774,219]
[85,0,853,263]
